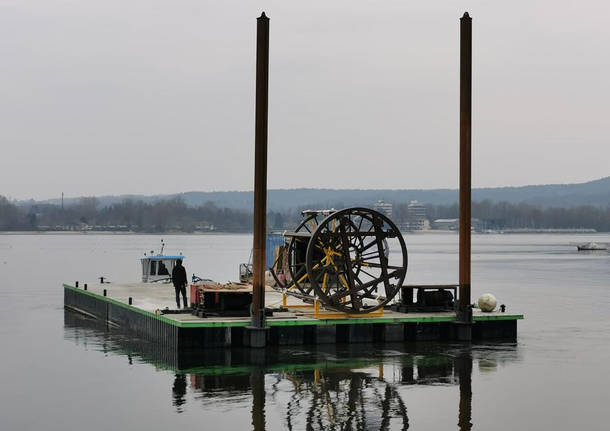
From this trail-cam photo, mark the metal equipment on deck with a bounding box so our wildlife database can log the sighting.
[274,207,408,314]
[395,284,457,313]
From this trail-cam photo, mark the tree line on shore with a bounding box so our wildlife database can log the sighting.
[396,200,610,231]
[0,196,251,232]
[1,195,610,232]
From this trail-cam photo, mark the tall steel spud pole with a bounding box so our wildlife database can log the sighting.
[458,12,472,322]
[251,12,270,330]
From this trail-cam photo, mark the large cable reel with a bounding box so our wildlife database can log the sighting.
[281,207,408,314]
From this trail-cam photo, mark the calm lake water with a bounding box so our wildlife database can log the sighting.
[1,232,609,430]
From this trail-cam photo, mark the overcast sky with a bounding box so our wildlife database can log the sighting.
[1,0,608,200]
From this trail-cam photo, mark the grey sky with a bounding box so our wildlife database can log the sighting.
[1,0,608,200]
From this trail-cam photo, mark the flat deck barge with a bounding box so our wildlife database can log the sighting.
[64,282,522,349]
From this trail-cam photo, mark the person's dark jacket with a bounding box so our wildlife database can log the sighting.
[172,264,188,288]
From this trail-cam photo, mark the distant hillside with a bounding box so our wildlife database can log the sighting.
[472,177,610,208]
[36,177,610,210]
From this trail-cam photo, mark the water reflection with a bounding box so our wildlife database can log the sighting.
[172,374,187,412]
[456,352,473,431]
[65,310,519,430]
[259,366,410,430]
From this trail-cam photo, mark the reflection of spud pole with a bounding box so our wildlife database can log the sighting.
[456,352,473,431]
[250,369,266,431]
[248,12,270,347]
[458,11,473,332]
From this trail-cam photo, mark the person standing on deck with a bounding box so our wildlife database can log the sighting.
[171,259,188,308]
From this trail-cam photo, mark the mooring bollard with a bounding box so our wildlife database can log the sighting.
[103,289,107,297]
[128,297,132,305]
[84,283,87,291]
[75,281,79,288]
[500,304,506,313]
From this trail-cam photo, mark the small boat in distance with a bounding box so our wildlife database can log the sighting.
[577,242,607,251]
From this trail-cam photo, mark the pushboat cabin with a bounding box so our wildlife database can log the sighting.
[141,254,185,283]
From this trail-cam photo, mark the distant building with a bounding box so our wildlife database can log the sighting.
[432,218,459,230]
[432,218,482,231]
[406,200,427,231]
[373,200,393,218]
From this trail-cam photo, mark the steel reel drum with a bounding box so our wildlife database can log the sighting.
[282,207,407,314]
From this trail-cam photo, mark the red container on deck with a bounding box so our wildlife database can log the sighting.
[190,284,202,307]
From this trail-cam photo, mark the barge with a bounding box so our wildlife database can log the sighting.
[64,281,522,349]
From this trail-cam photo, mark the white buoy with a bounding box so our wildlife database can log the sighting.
[478,293,497,312]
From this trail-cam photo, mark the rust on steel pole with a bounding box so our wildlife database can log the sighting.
[459,12,472,319]
[251,12,270,329]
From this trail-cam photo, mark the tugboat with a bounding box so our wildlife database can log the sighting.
[140,240,185,283]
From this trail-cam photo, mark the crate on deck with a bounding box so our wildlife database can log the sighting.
[190,282,253,317]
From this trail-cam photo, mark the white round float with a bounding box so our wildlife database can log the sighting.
[477,293,497,312]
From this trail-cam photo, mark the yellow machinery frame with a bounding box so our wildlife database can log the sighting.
[282,293,384,319]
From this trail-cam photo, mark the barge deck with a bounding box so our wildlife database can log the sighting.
[64,282,522,349]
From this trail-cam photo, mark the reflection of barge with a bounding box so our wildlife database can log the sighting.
[65,308,520,430]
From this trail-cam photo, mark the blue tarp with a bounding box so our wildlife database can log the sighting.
[266,233,284,268]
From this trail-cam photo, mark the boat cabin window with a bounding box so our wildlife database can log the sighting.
[158,261,170,275]
[148,259,173,276]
